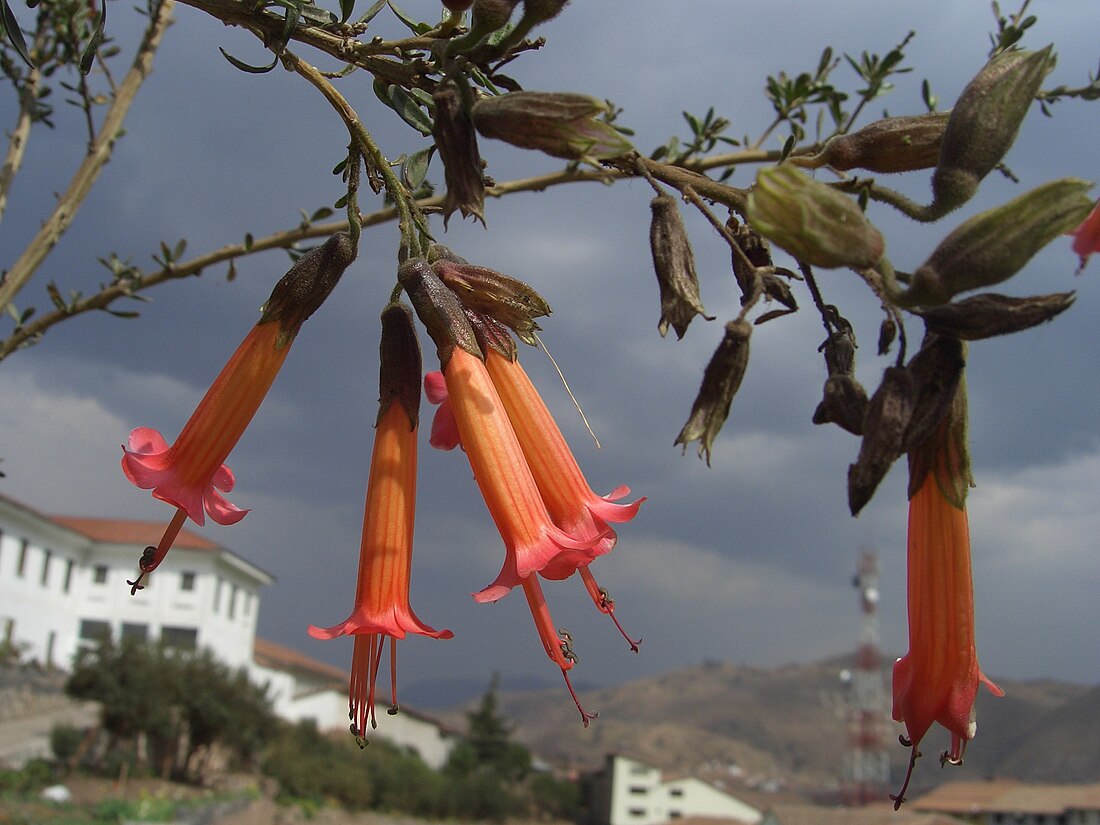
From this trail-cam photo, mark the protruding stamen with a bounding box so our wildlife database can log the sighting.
[560,668,598,728]
[580,568,642,652]
[126,508,188,595]
[890,742,922,810]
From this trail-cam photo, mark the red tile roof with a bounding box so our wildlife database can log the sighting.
[51,515,220,550]
[912,781,1100,816]
[253,637,347,684]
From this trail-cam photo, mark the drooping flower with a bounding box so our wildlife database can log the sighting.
[1069,197,1100,272]
[309,304,452,740]
[120,233,355,593]
[890,380,1003,809]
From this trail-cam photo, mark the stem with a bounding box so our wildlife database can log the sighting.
[0,34,43,226]
[282,49,422,260]
[0,0,175,315]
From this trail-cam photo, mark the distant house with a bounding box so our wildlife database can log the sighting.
[911,780,1100,825]
[589,754,762,825]
[0,492,455,768]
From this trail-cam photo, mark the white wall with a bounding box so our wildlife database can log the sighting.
[605,756,760,825]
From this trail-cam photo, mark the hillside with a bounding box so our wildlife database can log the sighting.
[443,656,1095,797]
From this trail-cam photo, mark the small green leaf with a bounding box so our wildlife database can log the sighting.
[310,207,334,222]
[102,308,141,319]
[339,0,354,22]
[360,0,387,23]
[244,233,254,251]
[172,239,187,261]
[0,0,33,68]
[386,0,430,34]
[227,260,237,282]
[47,282,65,310]
[79,2,107,75]
[779,134,796,162]
[333,193,349,209]
[219,46,277,74]
[372,79,434,135]
[402,146,435,191]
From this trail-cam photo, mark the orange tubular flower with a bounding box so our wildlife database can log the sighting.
[482,346,644,649]
[122,233,355,593]
[891,384,1003,809]
[309,304,452,741]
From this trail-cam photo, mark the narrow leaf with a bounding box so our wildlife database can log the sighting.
[219,46,278,74]
[0,0,33,67]
[79,1,107,75]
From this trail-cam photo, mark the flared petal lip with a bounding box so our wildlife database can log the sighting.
[308,606,453,641]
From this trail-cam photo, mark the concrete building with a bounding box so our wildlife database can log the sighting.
[912,781,1100,825]
[590,754,763,825]
[0,492,455,769]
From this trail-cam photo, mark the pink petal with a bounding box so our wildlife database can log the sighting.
[127,426,170,455]
[204,486,248,526]
[429,397,462,451]
[424,371,449,404]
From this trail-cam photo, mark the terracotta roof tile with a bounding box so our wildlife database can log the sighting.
[253,637,348,684]
[912,781,1100,816]
[51,516,220,550]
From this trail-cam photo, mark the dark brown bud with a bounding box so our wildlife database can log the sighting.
[912,291,1076,340]
[907,378,971,507]
[821,329,857,377]
[472,0,519,29]
[378,303,422,429]
[650,193,713,338]
[472,92,634,161]
[428,250,551,346]
[519,0,569,24]
[398,258,483,367]
[433,81,485,227]
[259,232,356,345]
[848,366,915,515]
[675,320,752,465]
[901,335,965,455]
[727,218,772,304]
[794,111,949,174]
[813,375,869,436]
[931,47,1055,214]
[877,317,897,356]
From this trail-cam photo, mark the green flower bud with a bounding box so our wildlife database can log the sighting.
[931,47,1055,215]
[898,178,1094,306]
[377,303,422,429]
[747,165,885,269]
[793,111,949,174]
[472,92,634,161]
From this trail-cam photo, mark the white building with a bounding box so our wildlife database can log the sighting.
[590,754,762,825]
[0,492,456,769]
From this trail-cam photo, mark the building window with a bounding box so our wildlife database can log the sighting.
[161,626,198,650]
[669,812,682,820]
[180,571,196,592]
[121,623,149,643]
[628,809,646,818]
[93,565,108,584]
[228,585,238,619]
[63,559,74,593]
[669,789,684,798]
[40,549,52,586]
[629,787,648,796]
[79,619,111,644]
[17,539,29,577]
[213,578,222,612]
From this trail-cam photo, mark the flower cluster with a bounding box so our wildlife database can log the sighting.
[120,234,642,730]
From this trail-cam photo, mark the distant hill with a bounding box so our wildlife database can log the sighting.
[438,655,1095,798]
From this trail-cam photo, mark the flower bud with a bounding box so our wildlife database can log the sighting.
[472,92,634,161]
[378,303,422,428]
[649,192,713,339]
[747,164,885,270]
[259,232,356,345]
[398,258,483,366]
[675,320,752,465]
[813,375,869,436]
[472,0,518,29]
[848,366,914,516]
[931,47,1055,214]
[427,245,551,346]
[727,218,773,303]
[465,309,519,361]
[912,291,1075,340]
[898,178,1094,306]
[433,81,485,227]
[519,0,569,24]
[793,111,949,174]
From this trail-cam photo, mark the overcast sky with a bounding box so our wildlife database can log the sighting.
[1,1,1098,711]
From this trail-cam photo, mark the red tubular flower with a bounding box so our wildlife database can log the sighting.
[120,233,355,593]
[309,303,452,740]
[1069,197,1100,271]
[890,387,1003,809]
